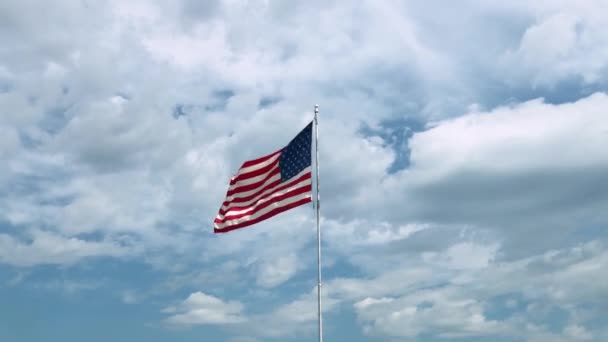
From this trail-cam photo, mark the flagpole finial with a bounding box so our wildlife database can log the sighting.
[314,104,319,114]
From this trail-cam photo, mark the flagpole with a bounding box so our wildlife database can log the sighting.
[314,104,323,342]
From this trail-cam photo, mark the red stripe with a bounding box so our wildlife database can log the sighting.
[241,149,282,168]
[216,184,312,222]
[218,179,310,216]
[229,158,279,186]
[221,172,311,209]
[224,179,282,206]
[220,172,311,212]
[226,167,280,197]
[214,197,312,233]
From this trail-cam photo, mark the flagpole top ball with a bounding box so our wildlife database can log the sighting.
[314,104,319,114]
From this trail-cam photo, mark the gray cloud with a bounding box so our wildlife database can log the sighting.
[1,1,607,340]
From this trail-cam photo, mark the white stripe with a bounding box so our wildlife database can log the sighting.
[227,164,279,192]
[224,172,282,202]
[235,152,281,177]
[222,167,312,209]
[220,175,311,216]
[214,192,312,229]
[217,177,312,220]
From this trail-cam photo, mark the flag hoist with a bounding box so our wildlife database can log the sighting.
[213,105,323,342]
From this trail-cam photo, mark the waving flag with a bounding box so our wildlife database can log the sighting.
[214,122,313,233]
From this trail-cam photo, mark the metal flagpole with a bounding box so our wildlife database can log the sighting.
[314,104,323,342]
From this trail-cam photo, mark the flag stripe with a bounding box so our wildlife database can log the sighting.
[226,167,281,196]
[220,168,311,212]
[214,197,312,233]
[227,164,280,191]
[216,181,312,221]
[241,149,282,169]
[224,173,281,202]
[216,191,311,227]
[229,159,279,186]
[214,192,312,231]
[219,176,311,217]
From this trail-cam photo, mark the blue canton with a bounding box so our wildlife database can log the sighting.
[279,122,312,182]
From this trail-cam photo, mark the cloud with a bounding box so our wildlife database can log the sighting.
[1,1,608,341]
[500,2,608,85]
[354,288,504,339]
[33,278,101,294]
[325,219,429,250]
[0,230,135,267]
[344,239,608,340]
[563,324,594,341]
[424,242,499,270]
[120,290,140,305]
[164,291,246,325]
[238,287,340,339]
[360,93,608,255]
[255,254,299,288]
[3,0,604,270]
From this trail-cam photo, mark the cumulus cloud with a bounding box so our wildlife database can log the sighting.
[0,230,135,267]
[164,291,246,325]
[501,2,608,85]
[342,240,608,340]
[1,0,608,341]
[355,288,503,339]
[255,254,299,288]
[365,93,608,255]
[238,287,340,339]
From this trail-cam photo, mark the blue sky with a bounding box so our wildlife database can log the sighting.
[1,1,608,341]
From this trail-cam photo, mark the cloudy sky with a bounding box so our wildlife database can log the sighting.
[1,0,608,341]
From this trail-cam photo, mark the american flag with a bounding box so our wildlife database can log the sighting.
[214,122,313,233]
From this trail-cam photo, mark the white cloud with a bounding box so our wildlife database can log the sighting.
[328,266,436,301]
[325,219,429,251]
[346,240,608,340]
[365,93,608,247]
[240,287,339,339]
[121,290,140,305]
[255,254,299,288]
[1,1,608,341]
[33,278,101,294]
[564,324,594,341]
[0,230,135,267]
[354,288,503,339]
[424,242,499,270]
[164,291,246,325]
[501,1,608,85]
[408,94,608,176]
[5,0,605,271]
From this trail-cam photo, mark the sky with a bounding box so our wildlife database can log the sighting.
[1,0,608,341]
